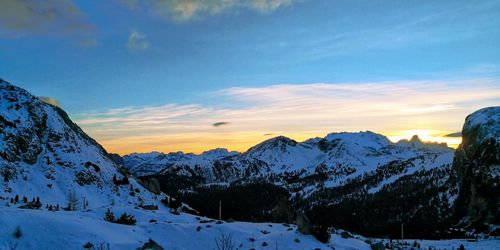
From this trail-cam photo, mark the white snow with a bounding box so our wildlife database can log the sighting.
[0,205,362,250]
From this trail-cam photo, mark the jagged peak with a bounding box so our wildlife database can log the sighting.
[201,148,230,155]
[410,134,422,143]
[201,148,239,156]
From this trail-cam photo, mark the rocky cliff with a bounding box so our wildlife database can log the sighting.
[452,106,500,232]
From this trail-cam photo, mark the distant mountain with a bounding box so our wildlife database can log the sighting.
[452,106,500,232]
[0,79,160,209]
[125,127,457,237]
[124,131,453,196]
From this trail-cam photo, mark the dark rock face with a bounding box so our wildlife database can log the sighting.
[452,107,500,230]
[108,153,124,166]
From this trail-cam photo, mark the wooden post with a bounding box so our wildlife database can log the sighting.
[401,223,404,241]
[219,200,222,220]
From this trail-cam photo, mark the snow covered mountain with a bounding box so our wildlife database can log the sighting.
[122,121,460,238]
[123,131,454,197]
[0,79,161,209]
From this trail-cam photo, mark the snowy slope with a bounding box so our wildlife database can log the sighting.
[1,206,498,250]
[0,206,353,250]
[462,106,500,144]
[0,79,161,210]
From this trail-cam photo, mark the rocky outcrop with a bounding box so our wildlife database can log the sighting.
[452,107,500,231]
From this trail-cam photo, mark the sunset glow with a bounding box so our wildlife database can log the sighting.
[74,80,499,154]
[387,130,462,149]
[3,0,500,155]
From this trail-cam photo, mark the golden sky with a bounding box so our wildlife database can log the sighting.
[75,79,499,155]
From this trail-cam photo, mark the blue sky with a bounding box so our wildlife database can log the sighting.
[1,0,499,153]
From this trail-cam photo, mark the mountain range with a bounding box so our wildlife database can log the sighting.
[0,78,498,249]
[120,105,499,239]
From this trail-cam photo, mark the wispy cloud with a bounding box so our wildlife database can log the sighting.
[126,30,149,51]
[39,96,60,107]
[75,78,500,154]
[284,1,500,61]
[445,132,462,137]
[0,0,93,37]
[120,0,294,21]
[213,122,230,127]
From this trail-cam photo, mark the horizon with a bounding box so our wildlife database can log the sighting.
[2,0,500,154]
[117,130,459,156]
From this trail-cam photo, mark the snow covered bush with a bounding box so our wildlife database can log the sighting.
[103,208,136,225]
[116,213,136,225]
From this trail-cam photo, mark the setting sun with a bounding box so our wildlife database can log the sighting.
[387,129,462,148]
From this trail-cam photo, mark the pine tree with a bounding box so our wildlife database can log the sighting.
[104,208,116,222]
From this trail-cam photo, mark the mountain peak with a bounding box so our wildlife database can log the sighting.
[325,131,391,149]
[463,106,500,144]
[245,135,297,154]
[410,134,422,143]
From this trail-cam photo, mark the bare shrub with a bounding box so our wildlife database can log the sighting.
[64,190,78,211]
[13,226,22,238]
[6,241,18,250]
[215,232,235,250]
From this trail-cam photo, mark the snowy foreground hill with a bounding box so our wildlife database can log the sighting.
[1,79,499,249]
[2,206,499,250]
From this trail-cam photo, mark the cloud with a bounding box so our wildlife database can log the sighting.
[0,0,94,36]
[126,30,149,51]
[249,0,292,12]
[39,96,60,107]
[213,122,230,127]
[283,1,500,62]
[445,132,462,137]
[120,0,294,21]
[74,78,500,154]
